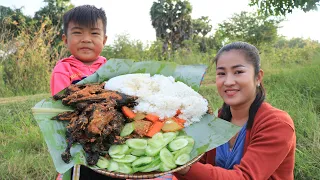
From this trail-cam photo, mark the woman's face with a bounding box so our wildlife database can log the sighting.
[215,50,263,108]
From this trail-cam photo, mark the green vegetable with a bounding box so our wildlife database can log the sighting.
[175,153,190,165]
[159,162,171,172]
[116,163,133,174]
[168,138,188,151]
[145,145,162,157]
[120,122,135,137]
[130,149,146,156]
[132,157,153,167]
[159,148,176,169]
[96,157,109,169]
[107,160,119,171]
[126,139,148,150]
[113,155,137,163]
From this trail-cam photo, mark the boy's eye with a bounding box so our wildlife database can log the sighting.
[72,31,81,34]
[92,32,100,35]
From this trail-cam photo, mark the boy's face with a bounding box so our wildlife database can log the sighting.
[62,19,107,64]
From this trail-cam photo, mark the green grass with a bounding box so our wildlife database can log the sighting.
[0,59,319,179]
[0,94,57,180]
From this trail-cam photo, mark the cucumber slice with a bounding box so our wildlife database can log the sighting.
[126,139,148,150]
[145,145,162,157]
[175,153,190,165]
[110,153,125,159]
[163,132,178,144]
[175,136,195,146]
[148,132,165,148]
[131,149,146,156]
[173,146,193,161]
[159,162,172,172]
[132,157,153,167]
[132,157,161,173]
[159,148,176,169]
[117,163,133,174]
[108,145,122,155]
[113,155,137,163]
[119,144,130,154]
[140,161,161,172]
[168,138,188,151]
[120,122,135,137]
[107,160,119,172]
[96,157,109,169]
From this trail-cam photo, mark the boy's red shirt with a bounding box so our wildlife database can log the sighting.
[50,55,106,95]
[173,102,296,180]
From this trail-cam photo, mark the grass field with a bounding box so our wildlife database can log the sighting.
[0,59,319,179]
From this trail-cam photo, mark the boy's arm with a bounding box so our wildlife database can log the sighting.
[50,72,70,96]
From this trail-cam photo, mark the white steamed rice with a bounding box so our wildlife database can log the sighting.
[104,73,208,126]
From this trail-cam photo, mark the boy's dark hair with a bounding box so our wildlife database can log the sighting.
[214,42,266,129]
[63,5,107,36]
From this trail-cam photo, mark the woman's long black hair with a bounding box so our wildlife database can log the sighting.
[214,42,266,129]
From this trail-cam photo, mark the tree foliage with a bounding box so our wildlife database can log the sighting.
[250,0,320,16]
[0,6,32,40]
[215,11,282,47]
[34,0,73,48]
[150,0,193,53]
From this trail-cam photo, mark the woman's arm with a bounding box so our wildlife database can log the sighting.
[174,116,295,180]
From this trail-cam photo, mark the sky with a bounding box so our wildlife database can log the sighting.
[1,0,319,45]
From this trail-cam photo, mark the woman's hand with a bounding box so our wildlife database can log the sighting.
[176,166,191,175]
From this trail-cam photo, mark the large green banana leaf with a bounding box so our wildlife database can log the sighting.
[32,59,241,174]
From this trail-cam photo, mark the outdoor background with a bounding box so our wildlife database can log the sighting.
[0,0,319,179]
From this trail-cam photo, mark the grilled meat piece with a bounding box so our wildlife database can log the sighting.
[51,111,79,121]
[52,83,138,165]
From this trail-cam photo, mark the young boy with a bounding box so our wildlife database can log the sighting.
[50,4,107,96]
[52,5,123,180]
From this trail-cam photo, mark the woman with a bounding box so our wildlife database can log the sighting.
[173,42,296,180]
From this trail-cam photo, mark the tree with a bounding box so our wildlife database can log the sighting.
[249,0,320,16]
[192,16,212,52]
[0,6,32,40]
[150,0,193,55]
[34,0,74,47]
[215,11,282,48]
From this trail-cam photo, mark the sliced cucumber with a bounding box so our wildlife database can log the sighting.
[173,146,193,161]
[110,153,125,159]
[159,162,172,172]
[108,145,122,155]
[96,157,109,169]
[120,122,135,137]
[175,153,190,165]
[132,157,153,167]
[126,139,148,150]
[174,136,195,146]
[132,157,161,173]
[159,148,176,169]
[113,155,137,163]
[119,144,130,154]
[168,138,188,151]
[148,132,165,148]
[107,160,119,172]
[131,149,146,156]
[140,159,161,172]
[116,163,133,174]
[145,145,162,157]
[163,132,178,144]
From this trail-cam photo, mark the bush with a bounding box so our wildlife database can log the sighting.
[0,20,68,96]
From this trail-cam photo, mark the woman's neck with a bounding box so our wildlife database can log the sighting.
[230,98,254,127]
